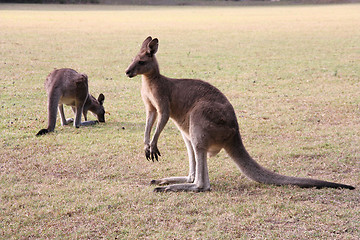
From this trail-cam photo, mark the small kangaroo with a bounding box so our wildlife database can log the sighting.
[36,68,105,136]
[125,36,355,192]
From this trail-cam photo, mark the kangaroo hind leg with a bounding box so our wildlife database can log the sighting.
[151,132,196,186]
[80,120,99,126]
[36,90,60,136]
[154,143,210,192]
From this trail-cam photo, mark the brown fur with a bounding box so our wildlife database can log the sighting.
[36,68,105,136]
[126,36,354,192]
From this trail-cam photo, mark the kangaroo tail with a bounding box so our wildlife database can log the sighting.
[225,134,355,190]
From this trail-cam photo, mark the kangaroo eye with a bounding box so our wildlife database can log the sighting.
[138,61,145,65]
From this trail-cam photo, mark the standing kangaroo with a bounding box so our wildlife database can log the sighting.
[125,36,355,192]
[36,68,105,136]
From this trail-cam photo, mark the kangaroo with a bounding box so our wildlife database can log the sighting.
[36,68,105,136]
[125,36,355,192]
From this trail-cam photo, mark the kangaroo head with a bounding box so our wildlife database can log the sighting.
[87,93,106,122]
[125,36,159,78]
[96,93,106,122]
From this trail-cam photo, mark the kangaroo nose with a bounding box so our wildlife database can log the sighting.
[125,69,133,76]
[125,69,135,78]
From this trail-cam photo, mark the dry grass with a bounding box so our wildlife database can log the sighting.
[1,3,359,239]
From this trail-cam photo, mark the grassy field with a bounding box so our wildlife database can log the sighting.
[1,3,360,239]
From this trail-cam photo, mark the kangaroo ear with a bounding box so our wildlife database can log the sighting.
[141,36,152,50]
[81,74,88,80]
[147,38,158,56]
[98,93,105,105]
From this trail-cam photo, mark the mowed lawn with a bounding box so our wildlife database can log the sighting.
[1,3,359,239]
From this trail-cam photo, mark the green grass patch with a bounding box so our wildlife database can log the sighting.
[1,4,359,239]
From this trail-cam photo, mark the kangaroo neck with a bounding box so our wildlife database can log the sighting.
[142,67,164,84]
[142,55,163,81]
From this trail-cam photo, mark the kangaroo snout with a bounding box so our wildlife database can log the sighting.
[125,68,135,78]
[98,116,105,123]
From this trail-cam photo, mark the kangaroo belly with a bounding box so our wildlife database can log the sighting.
[172,118,190,137]
[207,145,222,158]
[59,96,76,106]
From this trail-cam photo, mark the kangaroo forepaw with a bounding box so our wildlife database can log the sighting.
[145,146,151,161]
[36,129,49,136]
[151,148,161,162]
[150,145,161,161]
[145,145,161,162]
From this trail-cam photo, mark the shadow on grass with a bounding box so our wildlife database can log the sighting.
[211,178,268,193]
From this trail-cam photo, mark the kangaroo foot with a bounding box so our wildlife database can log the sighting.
[153,183,210,192]
[151,176,193,185]
[80,120,99,126]
[65,118,74,125]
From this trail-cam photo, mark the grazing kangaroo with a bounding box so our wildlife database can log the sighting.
[36,68,105,136]
[125,36,355,192]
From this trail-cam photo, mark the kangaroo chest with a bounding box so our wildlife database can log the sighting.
[141,79,165,111]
